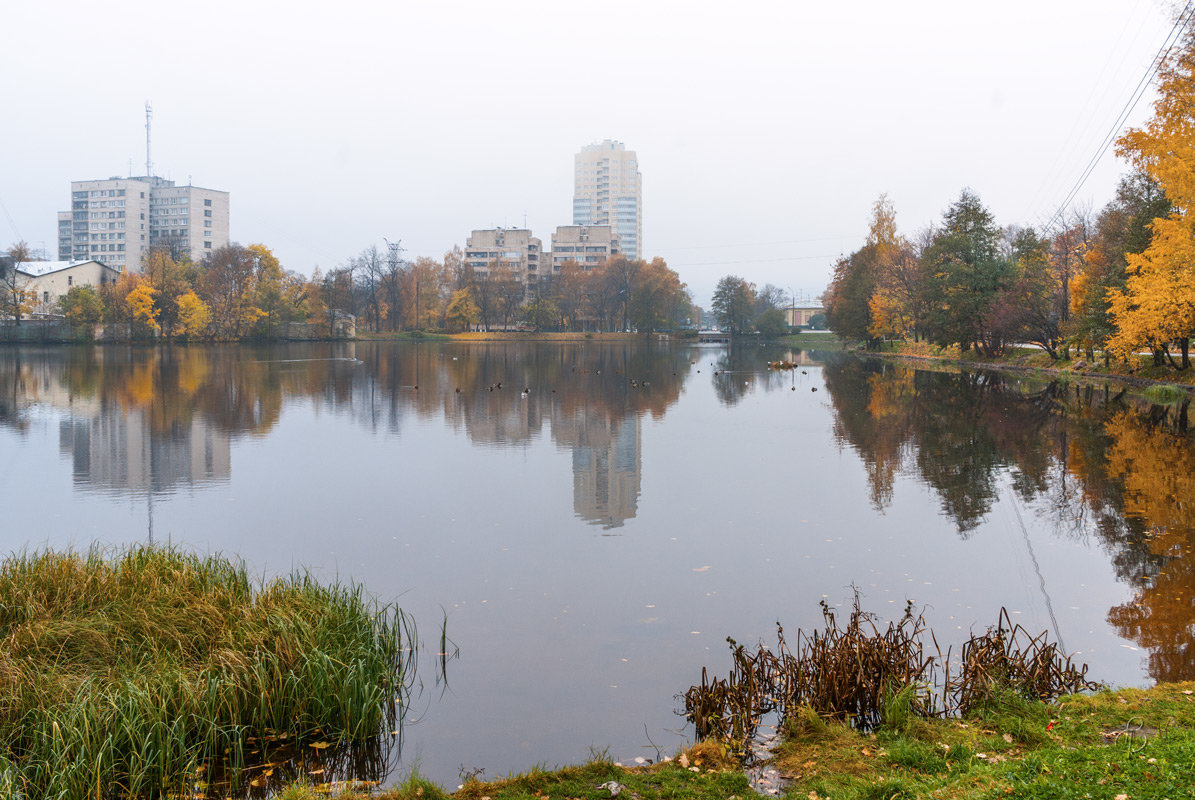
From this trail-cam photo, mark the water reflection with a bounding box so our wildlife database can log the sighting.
[5,342,1195,777]
[0,342,690,529]
[819,357,1195,682]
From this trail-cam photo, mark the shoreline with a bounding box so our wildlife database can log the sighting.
[854,341,1195,397]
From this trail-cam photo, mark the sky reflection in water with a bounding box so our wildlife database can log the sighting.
[1,341,1192,786]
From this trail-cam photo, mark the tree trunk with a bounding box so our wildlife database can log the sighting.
[1181,337,1190,370]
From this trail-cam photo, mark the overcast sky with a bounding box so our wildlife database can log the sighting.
[1,0,1180,306]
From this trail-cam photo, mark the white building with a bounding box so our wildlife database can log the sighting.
[11,260,121,316]
[58,175,230,271]
[573,140,642,260]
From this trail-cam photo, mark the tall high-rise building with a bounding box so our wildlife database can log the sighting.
[572,140,642,260]
[58,175,229,272]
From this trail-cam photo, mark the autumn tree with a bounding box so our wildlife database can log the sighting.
[199,244,265,338]
[491,264,525,330]
[607,256,641,331]
[520,296,559,331]
[1109,26,1195,368]
[142,246,194,337]
[0,242,36,324]
[176,291,212,338]
[125,277,160,336]
[628,257,689,333]
[1069,172,1169,362]
[552,261,590,331]
[444,288,479,333]
[861,195,923,342]
[408,256,449,330]
[59,285,104,334]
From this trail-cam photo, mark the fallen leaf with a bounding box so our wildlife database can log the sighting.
[263,768,274,778]
[1003,733,1013,744]
[692,566,711,573]
[678,754,690,768]
[309,769,325,776]
[310,741,332,750]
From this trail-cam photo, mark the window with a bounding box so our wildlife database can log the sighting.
[204,210,212,217]
[204,199,212,207]
[204,241,212,248]
[68,276,73,286]
[44,291,50,303]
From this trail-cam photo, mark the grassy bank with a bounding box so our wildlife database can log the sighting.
[0,546,412,798]
[274,682,1195,800]
[775,331,852,349]
[867,340,1195,399]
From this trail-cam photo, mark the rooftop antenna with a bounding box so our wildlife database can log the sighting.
[144,101,153,177]
[523,211,527,229]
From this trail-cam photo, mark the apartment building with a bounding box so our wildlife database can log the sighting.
[58,175,230,271]
[463,228,545,294]
[549,225,621,270]
[572,140,642,260]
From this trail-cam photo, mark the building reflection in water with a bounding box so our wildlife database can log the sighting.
[58,411,230,496]
[561,413,641,529]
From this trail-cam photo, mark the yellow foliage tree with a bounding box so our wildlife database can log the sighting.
[176,291,212,338]
[124,279,160,334]
[1110,27,1195,367]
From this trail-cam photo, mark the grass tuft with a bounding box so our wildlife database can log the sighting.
[0,545,413,798]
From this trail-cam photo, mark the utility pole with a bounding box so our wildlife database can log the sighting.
[384,238,411,330]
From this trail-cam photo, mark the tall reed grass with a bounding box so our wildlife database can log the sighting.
[683,595,1097,754]
[0,545,413,799]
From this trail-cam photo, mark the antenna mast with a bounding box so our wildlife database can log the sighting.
[144,102,153,177]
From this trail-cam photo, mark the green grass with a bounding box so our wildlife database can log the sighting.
[0,545,412,799]
[1143,382,1189,404]
[264,683,1195,800]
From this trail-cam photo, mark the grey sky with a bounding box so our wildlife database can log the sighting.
[1,0,1178,307]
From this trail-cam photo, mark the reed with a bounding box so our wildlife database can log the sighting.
[0,545,413,799]
[682,594,1097,755]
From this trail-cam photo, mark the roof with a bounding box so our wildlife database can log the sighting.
[16,260,117,278]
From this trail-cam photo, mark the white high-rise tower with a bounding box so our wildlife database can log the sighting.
[572,140,642,260]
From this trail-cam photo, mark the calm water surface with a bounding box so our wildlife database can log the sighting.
[1,341,1192,787]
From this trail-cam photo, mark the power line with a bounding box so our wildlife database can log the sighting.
[662,234,858,251]
[667,253,843,268]
[1042,1,1195,233]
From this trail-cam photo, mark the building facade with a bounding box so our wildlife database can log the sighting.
[572,140,642,260]
[11,260,122,316]
[58,175,230,271]
[784,306,825,328]
[549,225,621,269]
[463,228,545,291]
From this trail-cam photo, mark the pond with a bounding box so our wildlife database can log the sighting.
[1,341,1191,788]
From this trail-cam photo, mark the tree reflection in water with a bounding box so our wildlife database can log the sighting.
[821,355,1195,682]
